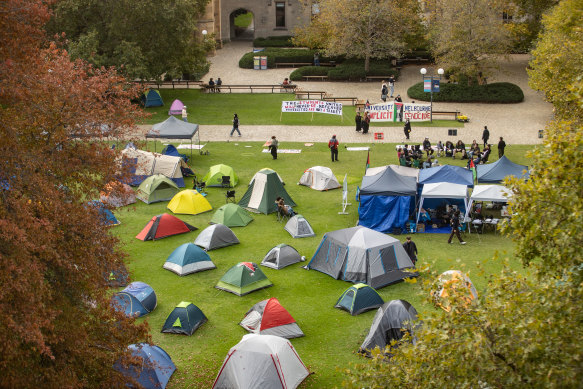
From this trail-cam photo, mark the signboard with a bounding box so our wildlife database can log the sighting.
[423,78,440,92]
[374,132,384,140]
[367,102,431,122]
[281,100,343,115]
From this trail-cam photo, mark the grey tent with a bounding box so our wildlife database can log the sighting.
[307,226,417,289]
[261,244,302,269]
[360,166,418,196]
[284,215,316,238]
[476,155,529,183]
[359,300,418,357]
[194,224,239,251]
[146,116,200,159]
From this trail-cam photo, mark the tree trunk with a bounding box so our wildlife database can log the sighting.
[364,54,370,73]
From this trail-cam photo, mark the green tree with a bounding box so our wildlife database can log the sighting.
[427,0,513,83]
[504,0,559,52]
[293,0,421,72]
[47,0,212,80]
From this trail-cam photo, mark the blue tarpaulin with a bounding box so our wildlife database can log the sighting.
[358,195,413,233]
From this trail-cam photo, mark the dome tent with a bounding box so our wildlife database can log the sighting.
[260,244,302,269]
[194,224,240,251]
[141,89,164,107]
[163,243,216,276]
[215,262,273,296]
[115,343,176,389]
[210,203,253,227]
[168,99,185,115]
[167,189,212,215]
[100,181,136,207]
[161,302,207,336]
[284,215,316,238]
[112,281,157,317]
[432,270,478,312]
[136,213,197,241]
[239,297,304,338]
[239,169,296,214]
[335,283,384,316]
[136,174,180,204]
[298,166,341,191]
[202,164,238,187]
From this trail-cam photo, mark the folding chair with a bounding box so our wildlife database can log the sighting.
[225,190,236,203]
[221,175,231,188]
[277,207,290,223]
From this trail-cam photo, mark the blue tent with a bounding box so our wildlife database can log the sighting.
[141,89,164,107]
[163,243,216,276]
[162,144,189,162]
[476,156,529,183]
[88,200,120,226]
[112,282,157,317]
[358,167,417,233]
[115,343,176,389]
[418,165,474,187]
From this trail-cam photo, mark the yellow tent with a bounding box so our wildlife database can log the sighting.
[431,270,478,312]
[167,190,212,215]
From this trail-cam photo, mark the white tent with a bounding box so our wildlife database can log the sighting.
[120,148,186,187]
[416,182,468,224]
[464,185,512,219]
[298,166,341,191]
[212,334,309,389]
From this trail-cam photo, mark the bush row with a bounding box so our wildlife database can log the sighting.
[407,82,524,103]
[288,66,329,81]
[289,62,398,81]
[252,36,294,47]
[239,48,342,69]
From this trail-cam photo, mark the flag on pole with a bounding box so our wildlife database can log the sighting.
[365,151,370,174]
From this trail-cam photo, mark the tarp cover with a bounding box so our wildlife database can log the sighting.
[359,195,413,233]
[418,165,474,187]
[147,116,199,140]
[476,155,529,183]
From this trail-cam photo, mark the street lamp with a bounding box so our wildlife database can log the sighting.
[202,29,208,36]
[420,67,444,122]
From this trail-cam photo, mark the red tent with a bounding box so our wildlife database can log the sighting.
[136,213,197,241]
[239,298,304,339]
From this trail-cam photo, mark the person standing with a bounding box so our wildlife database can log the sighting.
[328,135,339,162]
[448,210,466,245]
[314,52,320,66]
[403,119,411,140]
[230,113,241,136]
[269,136,279,160]
[498,137,506,158]
[388,75,395,98]
[381,81,388,102]
[181,106,188,122]
[395,95,404,121]
[362,112,370,134]
[482,126,489,147]
[402,236,418,265]
[355,112,362,132]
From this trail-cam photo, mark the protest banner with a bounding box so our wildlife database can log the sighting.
[281,100,343,115]
[367,102,432,122]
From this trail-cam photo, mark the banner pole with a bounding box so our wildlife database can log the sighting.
[311,112,314,122]
[280,111,283,122]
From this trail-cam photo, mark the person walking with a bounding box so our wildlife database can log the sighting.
[181,106,188,122]
[498,137,506,158]
[404,119,411,140]
[355,112,362,132]
[328,135,339,162]
[388,75,395,98]
[482,126,489,147]
[269,136,279,160]
[402,236,418,265]
[230,113,241,136]
[448,210,466,245]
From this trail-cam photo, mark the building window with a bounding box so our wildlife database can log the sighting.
[275,2,285,27]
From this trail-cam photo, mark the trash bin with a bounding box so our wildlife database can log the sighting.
[260,56,267,70]
[253,56,260,70]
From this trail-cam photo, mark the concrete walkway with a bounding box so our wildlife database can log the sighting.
[147,41,553,145]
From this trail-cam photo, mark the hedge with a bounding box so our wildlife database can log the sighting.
[239,48,340,69]
[407,82,524,103]
[289,61,398,81]
[253,36,294,48]
[289,66,330,81]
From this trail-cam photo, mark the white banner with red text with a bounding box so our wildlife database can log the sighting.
[281,100,343,116]
[367,102,432,122]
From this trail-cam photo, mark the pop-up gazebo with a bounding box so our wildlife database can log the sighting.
[146,116,200,159]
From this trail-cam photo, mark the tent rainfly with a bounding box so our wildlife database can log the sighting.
[261,244,302,269]
[215,262,273,296]
[335,283,384,316]
[249,168,285,185]
[464,185,512,219]
[285,215,316,238]
[365,165,420,179]
[416,182,469,224]
[161,302,207,336]
[136,174,180,204]
[239,169,296,214]
[418,165,474,187]
[111,282,157,317]
[239,297,304,338]
[136,213,197,241]
[168,99,185,115]
[210,204,254,227]
[115,343,176,389]
[194,224,240,251]
[476,155,529,183]
[163,243,216,276]
[167,190,212,215]
[298,166,341,191]
[146,116,200,160]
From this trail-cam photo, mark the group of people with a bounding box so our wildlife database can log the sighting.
[397,143,440,169]
[207,77,223,92]
[354,112,371,134]
[380,76,396,102]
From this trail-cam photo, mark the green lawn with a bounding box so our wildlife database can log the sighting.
[112,141,532,388]
[140,90,464,128]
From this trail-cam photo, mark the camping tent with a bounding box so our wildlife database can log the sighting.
[285,215,316,238]
[202,164,238,188]
[432,270,478,312]
[464,185,512,219]
[112,282,157,317]
[261,244,302,269]
[161,302,207,336]
[88,200,120,226]
[136,214,197,241]
[239,298,304,338]
[365,165,420,179]
[298,166,341,191]
[115,343,176,389]
[476,155,529,183]
[249,168,285,185]
[141,89,164,107]
[210,204,253,227]
[194,224,240,250]
[146,116,200,160]
[100,181,136,207]
[359,300,418,357]
[358,165,418,233]
[416,182,469,224]
[136,174,180,204]
[215,262,273,296]
[162,144,188,162]
[239,169,296,214]
[167,190,212,215]
[163,243,216,276]
[168,99,185,115]
[418,165,474,187]
[307,226,417,289]
[212,334,309,389]
[121,148,186,187]
[335,283,384,316]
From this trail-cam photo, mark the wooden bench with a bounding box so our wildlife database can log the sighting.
[432,111,460,120]
[323,97,358,105]
[355,100,366,112]
[302,75,328,81]
[275,62,312,68]
[202,84,297,93]
[295,91,327,99]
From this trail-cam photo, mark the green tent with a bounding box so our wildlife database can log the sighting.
[335,283,384,316]
[210,204,254,227]
[238,169,296,214]
[136,174,180,204]
[215,262,273,296]
[202,164,238,187]
[161,301,207,336]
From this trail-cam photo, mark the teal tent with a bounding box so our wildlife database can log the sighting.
[142,89,164,107]
[161,302,207,336]
[163,243,216,276]
[335,283,384,315]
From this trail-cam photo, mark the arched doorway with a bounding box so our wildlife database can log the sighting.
[230,9,254,40]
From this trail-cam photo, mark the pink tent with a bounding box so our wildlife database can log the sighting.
[168,99,185,115]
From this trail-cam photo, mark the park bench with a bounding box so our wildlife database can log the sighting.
[432,111,460,120]
[295,91,327,99]
[302,75,328,81]
[323,97,358,105]
[275,62,312,68]
[134,80,203,89]
[202,84,297,93]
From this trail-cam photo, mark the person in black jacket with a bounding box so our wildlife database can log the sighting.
[402,236,418,265]
[355,112,362,132]
[482,126,489,147]
[498,137,506,158]
[403,119,411,139]
[448,210,466,244]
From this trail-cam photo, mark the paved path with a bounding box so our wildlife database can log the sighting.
[143,41,553,145]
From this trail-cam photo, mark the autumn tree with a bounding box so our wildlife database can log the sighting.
[426,0,513,83]
[0,0,150,386]
[293,0,422,72]
[46,0,212,80]
[504,0,559,51]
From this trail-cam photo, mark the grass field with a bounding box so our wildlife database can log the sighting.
[112,141,533,388]
[139,90,464,128]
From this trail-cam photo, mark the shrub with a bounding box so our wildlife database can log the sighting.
[327,62,398,81]
[253,36,294,47]
[289,66,329,81]
[239,48,342,69]
[407,82,524,103]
